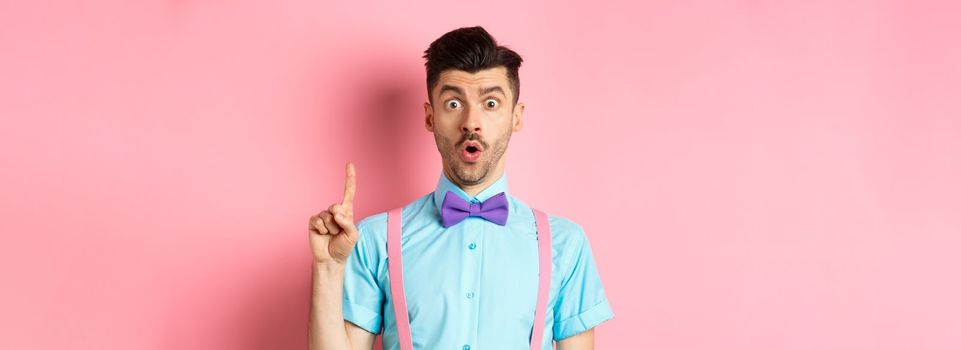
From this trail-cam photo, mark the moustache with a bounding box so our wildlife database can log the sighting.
[455,132,488,149]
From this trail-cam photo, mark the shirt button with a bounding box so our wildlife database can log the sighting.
[463,345,471,350]
[466,291,474,299]
[468,242,477,250]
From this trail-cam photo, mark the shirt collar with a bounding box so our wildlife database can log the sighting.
[432,170,512,216]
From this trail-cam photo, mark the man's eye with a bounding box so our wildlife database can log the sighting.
[485,99,497,108]
[447,100,460,109]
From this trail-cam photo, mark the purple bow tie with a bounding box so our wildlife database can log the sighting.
[440,191,509,228]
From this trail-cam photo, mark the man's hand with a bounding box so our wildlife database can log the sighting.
[307,163,373,350]
[308,162,360,265]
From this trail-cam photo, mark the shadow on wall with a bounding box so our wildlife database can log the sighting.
[232,48,429,350]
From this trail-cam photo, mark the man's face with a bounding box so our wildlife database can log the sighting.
[425,66,524,187]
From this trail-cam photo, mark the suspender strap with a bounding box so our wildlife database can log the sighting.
[531,208,552,350]
[386,207,553,350]
[387,208,414,350]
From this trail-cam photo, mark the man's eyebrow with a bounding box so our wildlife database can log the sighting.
[438,85,464,96]
[480,86,506,96]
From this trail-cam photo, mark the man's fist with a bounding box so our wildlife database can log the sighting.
[308,162,360,265]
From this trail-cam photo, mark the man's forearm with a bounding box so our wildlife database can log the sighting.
[309,263,351,350]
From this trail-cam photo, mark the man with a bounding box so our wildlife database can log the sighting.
[308,26,613,350]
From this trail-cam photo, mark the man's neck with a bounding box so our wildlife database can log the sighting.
[443,165,505,197]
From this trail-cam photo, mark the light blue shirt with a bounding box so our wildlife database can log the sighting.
[343,171,614,349]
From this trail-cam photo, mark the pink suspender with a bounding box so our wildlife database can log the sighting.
[387,207,553,350]
[387,208,414,350]
[531,208,552,350]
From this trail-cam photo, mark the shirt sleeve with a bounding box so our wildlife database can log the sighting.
[552,221,615,340]
[342,216,385,334]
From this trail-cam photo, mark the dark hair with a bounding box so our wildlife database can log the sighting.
[423,26,524,105]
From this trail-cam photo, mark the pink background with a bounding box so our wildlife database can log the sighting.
[2,1,959,349]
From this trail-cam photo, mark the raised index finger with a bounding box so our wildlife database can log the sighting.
[342,162,356,206]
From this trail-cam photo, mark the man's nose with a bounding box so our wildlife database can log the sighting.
[461,105,482,133]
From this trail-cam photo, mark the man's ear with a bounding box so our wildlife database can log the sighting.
[512,102,525,132]
[424,101,434,132]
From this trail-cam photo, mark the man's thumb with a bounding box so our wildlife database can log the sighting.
[332,212,359,244]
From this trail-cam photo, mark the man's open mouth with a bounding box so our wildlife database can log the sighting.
[460,141,483,162]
